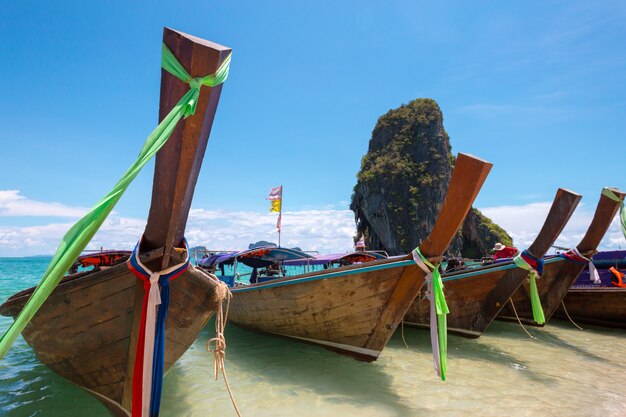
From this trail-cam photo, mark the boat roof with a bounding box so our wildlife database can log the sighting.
[283,251,385,266]
[198,247,314,269]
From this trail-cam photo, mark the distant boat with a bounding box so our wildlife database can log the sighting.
[403,188,582,338]
[553,250,626,329]
[497,188,626,326]
[200,153,493,362]
[0,28,231,417]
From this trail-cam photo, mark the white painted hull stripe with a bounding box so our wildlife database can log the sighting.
[267,331,381,358]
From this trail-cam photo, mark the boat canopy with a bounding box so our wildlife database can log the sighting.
[283,251,384,266]
[197,251,239,268]
[198,247,314,269]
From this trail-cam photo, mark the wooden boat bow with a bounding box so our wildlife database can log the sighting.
[143,27,231,268]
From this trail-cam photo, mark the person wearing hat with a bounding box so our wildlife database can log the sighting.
[492,242,518,260]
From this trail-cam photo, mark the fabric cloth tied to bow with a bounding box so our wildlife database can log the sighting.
[161,43,231,117]
[412,247,448,381]
[0,41,232,361]
[601,188,626,240]
[127,240,190,417]
[513,250,546,325]
[560,248,601,284]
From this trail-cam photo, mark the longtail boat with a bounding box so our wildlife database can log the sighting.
[553,250,626,329]
[0,28,231,417]
[403,188,581,337]
[224,153,492,362]
[497,187,626,326]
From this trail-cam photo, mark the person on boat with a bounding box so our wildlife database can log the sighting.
[610,267,626,287]
[492,243,518,260]
[445,257,466,272]
[355,237,366,252]
[265,262,281,277]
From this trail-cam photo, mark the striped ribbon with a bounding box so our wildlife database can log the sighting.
[560,248,601,284]
[412,248,448,381]
[514,250,545,325]
[127,240,190,417]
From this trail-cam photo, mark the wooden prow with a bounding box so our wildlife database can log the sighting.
[419,153,493,258]
[576,187,625,253]
[142,27,232,268]
[526,188,581,257]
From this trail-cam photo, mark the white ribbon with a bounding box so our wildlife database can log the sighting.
[412,250,441,377]
[131,248,189,417]
[571,248,600,284]
[141,272,161,416]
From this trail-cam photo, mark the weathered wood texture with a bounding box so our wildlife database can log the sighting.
[143,27,232,268]
[554,287,626,329]
[229,154,492,361]
[498,188,626,325]
[404,188,581,337]
[0,262,218,416]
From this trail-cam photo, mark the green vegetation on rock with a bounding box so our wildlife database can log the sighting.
[350,98,512,258]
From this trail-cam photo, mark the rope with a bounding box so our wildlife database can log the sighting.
[400,319,409,349]
[508,298,536,340]
[205,279,242,417]
[560,300,584,331]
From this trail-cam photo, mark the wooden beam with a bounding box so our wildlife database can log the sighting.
[526,188,581,258]
[419,153,493,258]
[142,27,231,268]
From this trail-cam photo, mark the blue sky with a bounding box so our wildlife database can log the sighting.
[1,1,625,255]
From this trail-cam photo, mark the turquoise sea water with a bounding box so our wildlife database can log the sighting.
[1,257,626,417]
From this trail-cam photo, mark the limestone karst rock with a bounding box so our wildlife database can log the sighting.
[350,98,511,257]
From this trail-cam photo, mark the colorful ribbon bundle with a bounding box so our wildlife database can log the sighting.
[412,247,448,381]
[559,248,601,284]
[127,240,190,417]
[513,250,545,325]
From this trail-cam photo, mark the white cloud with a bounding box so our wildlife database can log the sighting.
[0,190,88,217]
[1,190,623,258]
[0,193,358,256]
[480,202,625,252]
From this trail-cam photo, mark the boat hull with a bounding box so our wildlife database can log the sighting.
[229,257,421,361]
[554,287,626,329]
[0,262,219,416]
[404,261,529,337]
[497,257,572,326]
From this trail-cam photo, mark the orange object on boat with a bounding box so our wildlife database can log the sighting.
[609,267,626,287]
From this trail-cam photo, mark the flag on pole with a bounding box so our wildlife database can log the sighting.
[268,186,282,213]
[267,185,283,232]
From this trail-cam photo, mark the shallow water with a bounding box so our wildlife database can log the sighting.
[1,257,625,417]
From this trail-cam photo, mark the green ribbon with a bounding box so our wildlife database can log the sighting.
[513,255,545,325]
[601,188,626,241]
[0,44,231,360]
[413,247,448,381]
[161,43,231,117]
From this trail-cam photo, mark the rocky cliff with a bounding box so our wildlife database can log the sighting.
[350,98,511,258]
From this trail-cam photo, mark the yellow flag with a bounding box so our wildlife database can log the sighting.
[270,199,281,212]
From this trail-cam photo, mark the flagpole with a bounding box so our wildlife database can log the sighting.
[278,185,283,248]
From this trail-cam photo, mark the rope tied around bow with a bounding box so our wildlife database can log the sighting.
[205,277,242,417]
[513,250,546,325]
[412,247,448,381]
